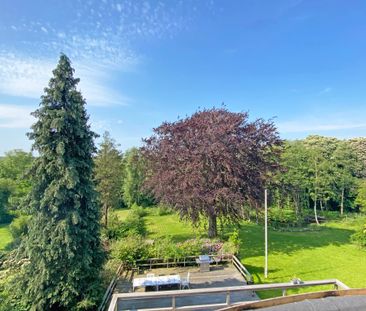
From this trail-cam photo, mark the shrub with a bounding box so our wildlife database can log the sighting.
[228,229,241,254]
[102,210,147,240]
[102,214,124,240]
[124,212,147,236]
[130,203,148,217]
[269,207,299,228]
[111,235,149,264]
[148,237,183,259]
[155,204,172,216]
[351,224,366,247]
[9,216,29,241]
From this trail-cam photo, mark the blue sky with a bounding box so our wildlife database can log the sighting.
[1,0,366,154]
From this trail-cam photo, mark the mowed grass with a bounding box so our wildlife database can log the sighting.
[114,207,366,296]
[113,208,200,242]
[0,224,12,250]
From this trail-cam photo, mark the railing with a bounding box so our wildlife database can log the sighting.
[98,263,124,311]
[133,254,233,272]
[219,287,363,311]
[231,255,253,284]
[108,279,349,311]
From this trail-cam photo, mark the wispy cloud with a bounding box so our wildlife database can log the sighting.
[0,1,214,107]
[0,52,130,106]
[0,104,35,128]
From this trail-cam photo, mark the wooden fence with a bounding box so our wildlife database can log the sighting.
[108,279,349,311]
[133,254,233,271]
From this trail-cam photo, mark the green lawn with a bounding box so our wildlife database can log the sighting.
[0,224,12,250]
[114,207,366,296]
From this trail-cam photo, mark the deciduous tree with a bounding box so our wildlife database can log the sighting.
[94,131,123,227]
[122,147,154,207]
[143,108,282,238]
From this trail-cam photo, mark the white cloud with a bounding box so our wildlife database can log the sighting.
[0,52,130,106]
[0,104,35,128]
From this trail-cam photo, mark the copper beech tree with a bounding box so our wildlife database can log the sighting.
[143,108,282,238]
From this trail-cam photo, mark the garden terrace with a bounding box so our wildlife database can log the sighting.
[111,262,256,310]
[108,279,350,311]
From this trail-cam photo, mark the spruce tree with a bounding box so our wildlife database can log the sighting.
[19,54,104,310]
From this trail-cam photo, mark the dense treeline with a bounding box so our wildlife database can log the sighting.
[271,136,366,224]
[1,135,366,229]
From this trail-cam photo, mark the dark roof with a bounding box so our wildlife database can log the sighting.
[251,295,366,311]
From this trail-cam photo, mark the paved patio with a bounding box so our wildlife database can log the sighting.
[114,263,258,310]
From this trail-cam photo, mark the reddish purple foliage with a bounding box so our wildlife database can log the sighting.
[143,108,282,237]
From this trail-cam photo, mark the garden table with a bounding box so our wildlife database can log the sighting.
[133,274,181,291]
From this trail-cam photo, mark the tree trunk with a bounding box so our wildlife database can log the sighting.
[340,188,344,215]
[104,203,108,228]
[208,214,217,238]
[313,198,319,225]
[320,200,323,211]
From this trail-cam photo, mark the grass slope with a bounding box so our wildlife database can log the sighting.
[114,207,366,296]
[0,224,12,250]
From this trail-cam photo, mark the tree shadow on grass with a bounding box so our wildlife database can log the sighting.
[237,223,356,259]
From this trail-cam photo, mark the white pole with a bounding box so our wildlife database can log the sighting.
[264,188,268,278]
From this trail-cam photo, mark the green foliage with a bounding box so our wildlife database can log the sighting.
[94,131,123,227]
[227,229,241,254]
[176,239,203,257]
[154,204,173,216]
[273,136,362,224]
[130,203,148,217]
[9,215,29,244]
[0,150,33,218]
[0,179,15,223]
[149,237,183,259]
[16,54,105,310]
[355,180,366,212]
[122,148,154,207]
[0,274,28,311]
[111,235,150,263]
[102,207,147,240]
[124,209,147,236]
[351,223,366,247]
[268,208,299,228]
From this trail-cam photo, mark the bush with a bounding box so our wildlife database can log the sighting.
[111,235,150,264]
[227,229,241,254]
[269,207,300,228]
[351,224,366,247]
[177,239,205,257]
[155,204,172,216]
[102,209,147,240]
[130,203,148,217]
[124,212,147,236]
[9,216,29,241]
[148,237,182,259]
[102,214,124,240]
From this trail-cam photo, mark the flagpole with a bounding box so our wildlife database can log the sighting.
[264,188,268,278]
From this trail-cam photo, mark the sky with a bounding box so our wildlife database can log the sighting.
[1,0,366,154]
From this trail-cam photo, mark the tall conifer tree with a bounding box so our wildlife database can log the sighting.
[19,54,104,310]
